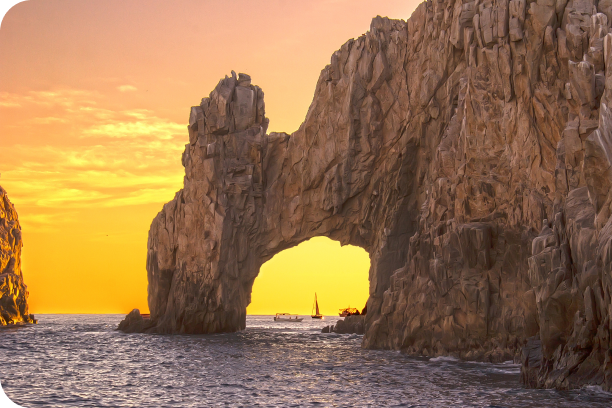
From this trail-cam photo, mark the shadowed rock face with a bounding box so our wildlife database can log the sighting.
[322,315,366,334]
[0,186,36,326]
[124,0,612,391]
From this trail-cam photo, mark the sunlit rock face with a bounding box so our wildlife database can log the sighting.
[141,63,411,335]
[0,186,36,326]
[131,0,612,390]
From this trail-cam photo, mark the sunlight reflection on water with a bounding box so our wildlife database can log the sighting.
[0,315,611,407]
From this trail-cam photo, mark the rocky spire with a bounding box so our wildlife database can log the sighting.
[0,186,36,326]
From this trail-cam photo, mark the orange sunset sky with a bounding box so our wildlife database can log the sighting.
[0,0,419,315]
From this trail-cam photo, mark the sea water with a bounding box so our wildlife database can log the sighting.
[1,315,611,407]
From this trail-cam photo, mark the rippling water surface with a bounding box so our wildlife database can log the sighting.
[1,315,611,407]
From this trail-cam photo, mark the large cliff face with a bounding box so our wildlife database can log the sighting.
[0,186,35,326]
[132,0,612,391]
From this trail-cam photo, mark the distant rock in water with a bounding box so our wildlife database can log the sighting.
[322,315,365,335]
[124,1,612,392]
[0,186,36,326]
[118,309,150,333]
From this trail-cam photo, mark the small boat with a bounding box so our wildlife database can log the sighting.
[311,293,324,319]
[274,313,303,322]
[339,307,360,317]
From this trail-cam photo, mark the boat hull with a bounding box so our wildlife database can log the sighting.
[274,317,303,322]
[311,315,324,319]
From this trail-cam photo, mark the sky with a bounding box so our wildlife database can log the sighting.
[0,0,419,315]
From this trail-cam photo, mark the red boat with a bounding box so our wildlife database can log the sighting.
[338,307,359,317]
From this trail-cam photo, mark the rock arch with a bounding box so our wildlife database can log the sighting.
[145,55,418,336]
[125,4,612,390]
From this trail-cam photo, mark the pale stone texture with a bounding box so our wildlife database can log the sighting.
[120,0,612,391]
[0,186,36,326]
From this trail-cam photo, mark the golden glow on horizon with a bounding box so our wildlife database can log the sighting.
[247,237,370,316]
[1,0,420,314]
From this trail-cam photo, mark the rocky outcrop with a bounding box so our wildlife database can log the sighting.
[322,315,366,334]
[126,0,612,391]
[0,186,36,326]
[118,309,150,333]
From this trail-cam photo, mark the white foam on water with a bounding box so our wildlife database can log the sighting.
[582,385,612,396]
[429,356,460,362]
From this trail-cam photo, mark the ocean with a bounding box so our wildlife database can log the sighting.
[1,314,611,407]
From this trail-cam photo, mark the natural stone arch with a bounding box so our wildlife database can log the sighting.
[145,57,419,337]
[121,3,612,390]
[131,14,537,357]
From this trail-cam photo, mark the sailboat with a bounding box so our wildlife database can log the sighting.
[311,293,324,319]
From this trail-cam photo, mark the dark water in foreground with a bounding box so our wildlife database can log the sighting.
[1,315,611,407]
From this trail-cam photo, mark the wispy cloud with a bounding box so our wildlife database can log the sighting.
[117,85,137,92]
[2,142,184,209]
[82,109,184,140]
[102,187,181,207]
[25,105,185,140]
[0,87,187,216]
[17,212,74,233]
[0,89,98,109]
[31,117,68,124]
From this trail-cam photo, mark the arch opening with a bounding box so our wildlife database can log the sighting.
[246,237,370,317]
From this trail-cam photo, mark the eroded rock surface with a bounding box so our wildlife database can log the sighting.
[0,186,36,326]
[128,0,612,391]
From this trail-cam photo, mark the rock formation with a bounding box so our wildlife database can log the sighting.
[0,186,36,326]
[118,309,149,333]
[322,315,366,334]
[125,0,612,391]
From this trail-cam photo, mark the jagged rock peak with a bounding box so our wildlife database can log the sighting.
[188,70,268,142]
[0,186,36,326]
